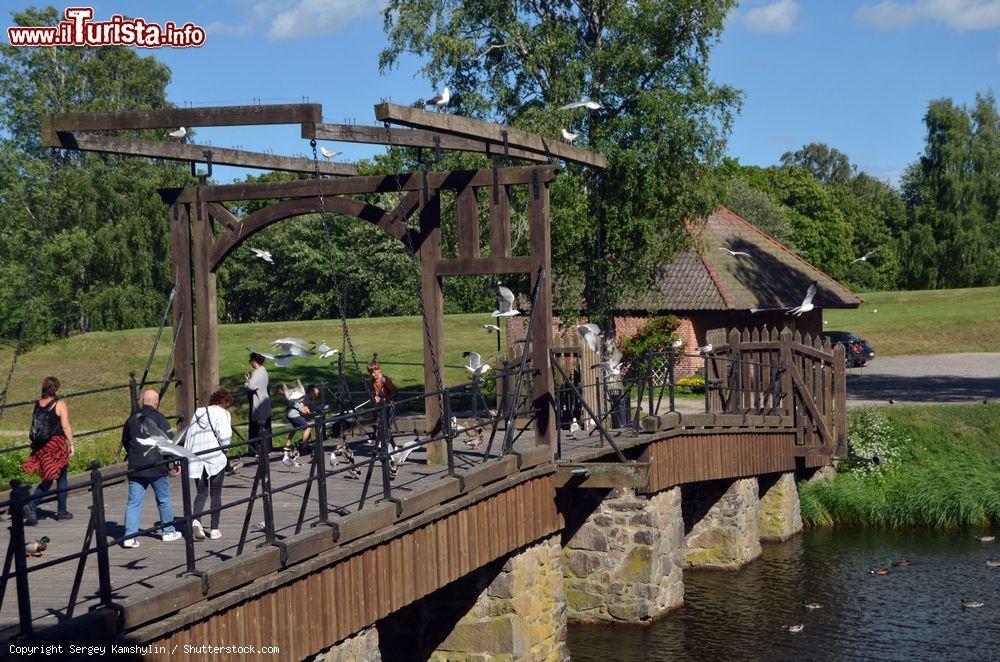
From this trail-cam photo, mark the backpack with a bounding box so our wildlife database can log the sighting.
[29,399,59,444]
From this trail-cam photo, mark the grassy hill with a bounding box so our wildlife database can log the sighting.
[823,285,1000,356]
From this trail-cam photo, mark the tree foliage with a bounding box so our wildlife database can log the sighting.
[780,142,855,186]
[380,0,741,327]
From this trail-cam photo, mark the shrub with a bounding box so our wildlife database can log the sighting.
[675,375,706,394]
[840,408,904,476]
[618,316,682,369]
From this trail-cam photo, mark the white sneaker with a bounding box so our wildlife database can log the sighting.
[123,538,140,549]
[208,529,222,540]
[191,519,206,541]
[162,530,182,542]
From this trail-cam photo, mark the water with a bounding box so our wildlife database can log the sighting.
[567,528,1000,661]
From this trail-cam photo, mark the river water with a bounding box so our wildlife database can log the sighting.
[567,528,999,661]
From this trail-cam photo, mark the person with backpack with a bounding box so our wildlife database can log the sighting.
[21,376,75,525]
[120,389,181,548]
[186,389,233,541]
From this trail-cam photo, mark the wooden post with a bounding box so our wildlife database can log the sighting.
[456,186,480,259]
[419,192,447,464]
[170,202,195,423]
[489,182,511,257]
[193,189,219,405]
[779,327,794,419]
[529,172,555,454]
[833,343,847,456]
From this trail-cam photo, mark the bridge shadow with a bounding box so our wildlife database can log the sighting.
[847,374,1000,403]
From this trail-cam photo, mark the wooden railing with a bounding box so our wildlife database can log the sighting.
[705,327,847,459]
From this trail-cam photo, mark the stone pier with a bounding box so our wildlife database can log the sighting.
[378,535,569,661]
[561,487,685,624]
[759,472,803,542]
[316,626,381,662]
[681,477,761,569]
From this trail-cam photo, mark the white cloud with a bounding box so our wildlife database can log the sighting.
[265,0,381,40]
[857,0,1000,31]
[743,0,801,34]
[205,20,255,37]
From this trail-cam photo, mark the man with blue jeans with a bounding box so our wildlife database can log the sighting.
[120,390,181,547]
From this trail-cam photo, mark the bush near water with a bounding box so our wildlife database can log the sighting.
[800,404,1000,529]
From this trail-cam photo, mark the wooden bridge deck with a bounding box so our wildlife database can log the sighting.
[0,433,524,637]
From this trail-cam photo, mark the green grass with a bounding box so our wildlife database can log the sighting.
[799,404,1000,529]
[824,285,1000,356]
[0,313,505,480]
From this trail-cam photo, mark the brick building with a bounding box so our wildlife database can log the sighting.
[507,207,862,355]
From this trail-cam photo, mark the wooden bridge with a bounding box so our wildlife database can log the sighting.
[1,102,847,660]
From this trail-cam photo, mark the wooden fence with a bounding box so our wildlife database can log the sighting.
[705,327,847,460]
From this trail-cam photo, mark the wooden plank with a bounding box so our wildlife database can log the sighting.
[489,184,511,257]
[530,174,556,454]
[46,132,357,176]
[554,462,651,489]
[375,102,607,169]
[434,255,531,277]
[170,202,195,423]
[306,123,548,162]
[457,186,480,259]
[192,189,219,405]
[420,193,447,464]
[182,165,560,203]
[46,103,321,132]
[790,363,833,445]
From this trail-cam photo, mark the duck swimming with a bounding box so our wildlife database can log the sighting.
[890,559,912,567]
[802,601,823,610]
[783,624,805,633]
[976,535,995,542]
[986,560,1000,568]
[868,568,891,575]
[961,600,984,609]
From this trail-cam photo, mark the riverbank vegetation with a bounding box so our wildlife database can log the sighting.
[800,404,1000,528]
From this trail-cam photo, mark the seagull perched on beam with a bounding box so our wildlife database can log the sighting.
[698,343,713,355]
[249,247,273,264]
[492,284,520,318]
[852,250,877,264]
[424,86,450,107]
[717,247,752,259]
[168,127,187,140]
[559,99,601,111]
[320,147,341,159]
[577,323,602,353]
[561,129,579,143]
[463,351,492,376]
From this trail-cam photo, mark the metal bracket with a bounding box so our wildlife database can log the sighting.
[190,149,213,182]
[432,135,441,163]
[258,539,289,566]
[178,569,209,595]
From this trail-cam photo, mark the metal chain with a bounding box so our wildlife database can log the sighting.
[0,162,51,421]
[309,139,368,396]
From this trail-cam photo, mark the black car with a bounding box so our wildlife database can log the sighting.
[821,331,875,368]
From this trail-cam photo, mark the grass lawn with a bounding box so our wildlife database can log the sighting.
[799,403,1000,529]
[0,312,506,441]
[824,285,1000,356]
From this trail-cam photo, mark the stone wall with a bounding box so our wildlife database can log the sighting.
[561,487,684,624]
[681,477,761,569]
[378,535,568,661]
[759,472,803,542]
[315,625,381,662]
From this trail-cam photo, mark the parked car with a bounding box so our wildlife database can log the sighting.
[821,331,875,368]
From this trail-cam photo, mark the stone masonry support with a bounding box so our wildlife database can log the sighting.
[378,535,569,661]
[561,487,684,624]
[759,472,804,542]
[681,477,762,570]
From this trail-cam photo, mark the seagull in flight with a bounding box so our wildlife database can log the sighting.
[279,379,306,403]
[250,247,273,264]
[717,247,752,259]
[561,129,579,143]
[483,324,501,333]
[270,338,314,357]
[136,416,198,462]
[320,147,341,159]
[852,250,877,264]
[252,350,295,367]
[559,99,602,111]
[463,351,492,376]
[492,284,520,318]
[313,341,339,359]
[593,361,622,378]
[168,127,187,140]
[424,86,450,107]
[789,282,818,317]
[577,323,602,353]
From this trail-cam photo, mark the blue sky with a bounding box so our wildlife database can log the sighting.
[4,0,999,184]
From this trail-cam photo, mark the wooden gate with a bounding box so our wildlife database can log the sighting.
[705,327,846,461]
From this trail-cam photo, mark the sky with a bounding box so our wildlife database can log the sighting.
[3,0,999,185]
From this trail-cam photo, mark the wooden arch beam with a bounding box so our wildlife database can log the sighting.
[208,195,421,272]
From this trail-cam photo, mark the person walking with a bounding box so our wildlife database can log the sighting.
[21,376,74,525]
[120,389,181,548]
[244,352,271,458]
[186,389,233,541]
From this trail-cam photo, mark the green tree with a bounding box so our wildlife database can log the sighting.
[379,0,741,328]
[780,143,855,186]
[721,177,795,246]
[0,7,188,343]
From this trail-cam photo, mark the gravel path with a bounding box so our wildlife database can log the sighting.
[846,353,1000,408]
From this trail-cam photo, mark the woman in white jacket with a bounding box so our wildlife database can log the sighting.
[186,389,233,541]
